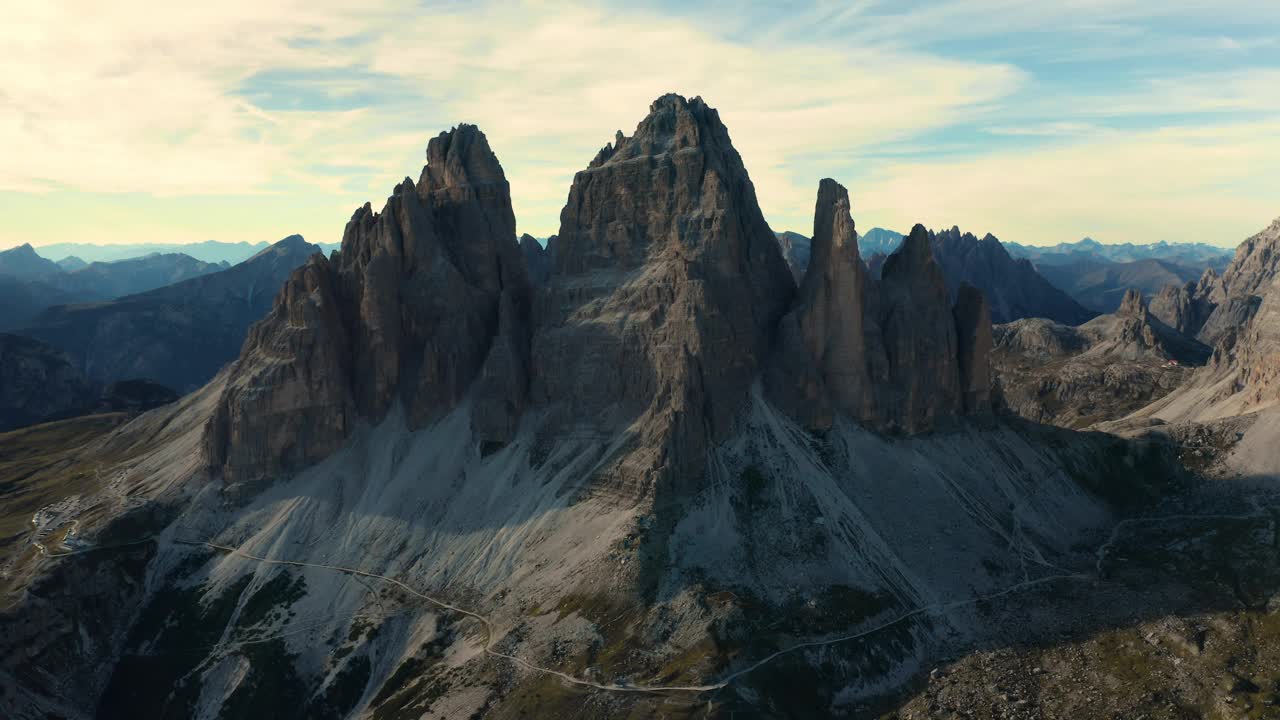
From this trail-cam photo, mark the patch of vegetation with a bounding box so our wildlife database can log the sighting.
[98,576,252,719]
[218,639,308,720]
[486,673,585,719]
[334,616,382,661]
[312,655,373,720]
[551,591,646,676]
[740,465,769,506]
[1063,433,1187,511]
[235,571,307,631]
[369,627,456,720]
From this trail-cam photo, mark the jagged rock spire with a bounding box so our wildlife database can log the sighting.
[876,224,964,429]
[206,124,530,483]
[532,93,794,491]
[768,179,871,426]
[953,283,993,413]
[770,195,993,431]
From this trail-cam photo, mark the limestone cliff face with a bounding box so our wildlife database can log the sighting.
[205,125,530,483]
[953,283,993,414]
[204,95,1004,487]
[1148,281,1201,337]
[1135,218,1280,420]
[530,94,795,489]
[520,234,551,286]
[876,225,964,429]
[769,182,993,432]
[768,179,871,427]
[1148,219,1280,347]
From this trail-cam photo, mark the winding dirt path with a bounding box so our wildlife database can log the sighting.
[180,539,1086,695]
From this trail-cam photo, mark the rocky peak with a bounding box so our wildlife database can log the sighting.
[877,224,964,428]
[768,179,871,427]
[1154,217,1280,346]
[532,92,793,491]
[246,234,313,262]
[0,242,62,277]
[519,233,551,286]
[772,205,994,432]
[419,123,508,192]
[806,179,861,283]
[1077,287,1210,365]
[775,231,812,283]
[555,93,778,280]
[1197,267,1219,294]
[1117,288,1148,318]
[883,224,938,280]
[206,124,530,483]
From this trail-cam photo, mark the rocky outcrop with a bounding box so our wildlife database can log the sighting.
[770,189,994,432]
[774,230,811,283]
[953,282,993,413]
[992,289,1211,428]
[769,180,873,427]
[531,94,794,489]
[786,225,1092,325]
[1148,275,1212,337]
[206,126,531,483]
[1142,220,1280,351]
[876,225,965,428]
[520,234,552,286]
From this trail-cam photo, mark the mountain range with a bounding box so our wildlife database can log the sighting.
[776,225,1095,325]
[0,331,178,431]
[1036,256,1213,313]
[2,93,1279,720]
[0,246,230,330]
[1005,236,1235,269]
[18,235,321,393]
[12,239,340,265]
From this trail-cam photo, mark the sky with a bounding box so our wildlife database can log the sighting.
[2,1,1279,250]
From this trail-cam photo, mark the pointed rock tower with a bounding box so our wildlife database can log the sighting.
[953,282,993,414]
[531,94,795,491]
[875,224,965,429]
[768,179,873,427]
[205,125,531,483]
[770,184,993,432]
